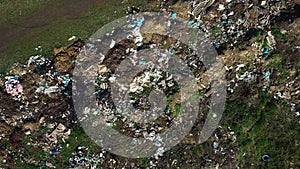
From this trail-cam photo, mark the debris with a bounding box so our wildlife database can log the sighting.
[213,141,219,149]
[171,13,177,20]
[110,39,116,49]
[46,162,56,168]
[68,36,77,41]
[235,64,245,71]
[189,19,195,25]
[47,123,71,144]
[217,4,225,11]
[263,48,269,55]
[262,154,270,162]
[98,65,108,73]
[191,0,216,16]
[44,86,60,95]
[263,70,271,80]
[261,1,267,6]
[4,76,23,97]
[51,146,61,156]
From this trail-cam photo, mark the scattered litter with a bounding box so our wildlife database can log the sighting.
[51,146,61,156]
[110,39,116,49]
[68,35,76,41]
[262,154,270,162]
[98,64,108,73]
[213,141,219,149]
[263,48,269,55]
[171,13,177,20]
[44,86,60,95]
[189,19,195,25]
[218,4,225,11]
[261,1,267,6]
[47,123,71,144]
[134,17,145,26]
[5,76,23,97]
[263,70,271,80]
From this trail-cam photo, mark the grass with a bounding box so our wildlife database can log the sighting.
[239,63,250,74]
[255,29,266,37]
[11,71,298,168]
[0,0,149,73]
[0,0,49,24]
[267,60,289,78]
[140,158,151,168]
[55,126,102,167]
[221,90,300,168]
[271,28,288,42]
[297,61,300,73]
[16,126,102,168]
[16,126,51,168]
[173,103,181,116]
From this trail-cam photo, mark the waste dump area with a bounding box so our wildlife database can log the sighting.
[0,0,299,168]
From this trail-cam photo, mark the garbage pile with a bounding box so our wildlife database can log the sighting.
[68,146,106,168]
[164,0,300,115]
[186,0,294,48]
[0,40,84,167]
[0,1,299,168]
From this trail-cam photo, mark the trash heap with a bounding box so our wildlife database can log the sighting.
[164,0,300,115]
[68,146,106,168]
[0,1,299,168]
[78,12,238,167]
[0,40,84,167]
[186,0,294,48]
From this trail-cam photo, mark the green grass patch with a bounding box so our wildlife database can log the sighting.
[267,60,289,78]
[140,158,151,168]
[262,38,268,48]
[0,0,149,73]
[256,29,266,37]
[173,103,181,116]
[239,63,250,74]
[221,90,300,168]
[55,126,102,167]
[271,28,288,42]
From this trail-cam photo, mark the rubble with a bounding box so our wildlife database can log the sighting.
[47,123,71,144]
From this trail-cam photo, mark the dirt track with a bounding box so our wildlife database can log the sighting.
[0,0,109,52]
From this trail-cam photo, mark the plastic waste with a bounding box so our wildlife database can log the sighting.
[263,48,269,55]
[171,13,177,20]
[51,146,60,155]
[262,154,270,162]
[189,19,195,25]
